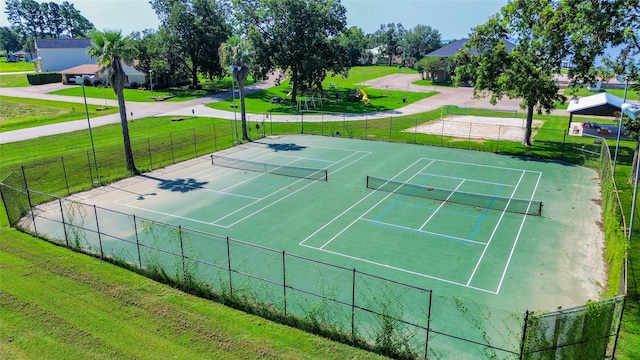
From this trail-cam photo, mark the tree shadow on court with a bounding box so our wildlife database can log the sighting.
[141,175,208,193]
[260,142,307,151]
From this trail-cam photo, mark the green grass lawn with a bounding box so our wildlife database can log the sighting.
[0,58,35,72]
[0,96,119,132]
[48,76,257,103]
[0,227,386,360]
[0,73,30,87]
[207,65,434,114]
[412,79,455,87]
[565,86,640,101]
[48,85,211,102]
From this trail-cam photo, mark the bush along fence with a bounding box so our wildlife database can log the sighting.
[0,168,626,359]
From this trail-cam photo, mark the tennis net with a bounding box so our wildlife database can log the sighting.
[211,154,328,181]
[366,176,542,216]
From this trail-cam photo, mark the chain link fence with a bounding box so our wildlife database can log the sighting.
[0,108,628,359]
[0,182,625,359]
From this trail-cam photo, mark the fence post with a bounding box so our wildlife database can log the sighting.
[343,113,346,134]
[86,151,94,187]
[425,290,433,359]
[179,225,186,279]
[94,205,104,258]
[351,268,356,340]
[365,116,368,140]
[170,133,175,164]
[213,123,218,151]
[301,112,304,134]
[193,128,198,157]
[519,310,531,359]
[610,297,626,359]
[562,130,567,160]
[58,198,69,247]
[321,113,324,136]
[21,166,37,236]
[61,156,70,195]
[282,251,287,316]
[147,138,153,170]
[414,117,418,144]
[552,306,562,355]
[133,215,142,268]
[389,116,393,141]
[226,237,233,297]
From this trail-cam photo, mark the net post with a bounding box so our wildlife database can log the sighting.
[538,202,543,216]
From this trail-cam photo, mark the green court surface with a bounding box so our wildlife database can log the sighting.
[68,134,604,314]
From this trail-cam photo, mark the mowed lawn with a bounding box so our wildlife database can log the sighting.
[0,227,385,360]
[206,65,433,114]
[0,96,119,132]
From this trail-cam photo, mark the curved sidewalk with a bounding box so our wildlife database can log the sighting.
[1,73,539,144]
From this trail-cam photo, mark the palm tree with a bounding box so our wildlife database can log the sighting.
[219,36,253,141]
[88,29,138,174]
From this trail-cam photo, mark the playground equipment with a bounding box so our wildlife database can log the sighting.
[359,88,370,105]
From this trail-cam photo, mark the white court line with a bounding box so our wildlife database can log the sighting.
[465,170,526,287]
[317,160,436,249]
[416,172,514,188]
[215,151,371,228]
[418,180,466,231]
[495,171,543,293]
[210,155,326,225]
[300,243,497,294]
[423,158,543,174]
[361,218,487,245]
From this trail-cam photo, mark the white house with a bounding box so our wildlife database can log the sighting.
[34,38,94,72]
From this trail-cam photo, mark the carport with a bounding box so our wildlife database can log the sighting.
[566,92,625,138]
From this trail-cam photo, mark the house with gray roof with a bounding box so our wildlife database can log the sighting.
[423,38,517,82]
[34,38,94,73]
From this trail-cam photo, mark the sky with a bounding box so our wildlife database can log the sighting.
[0,0,509,40]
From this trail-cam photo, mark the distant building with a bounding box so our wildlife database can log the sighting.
[59,63,146,87]
[424,38,517,82]
[34,38,93,73]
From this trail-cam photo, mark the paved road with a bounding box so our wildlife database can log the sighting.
[0,72,551,144]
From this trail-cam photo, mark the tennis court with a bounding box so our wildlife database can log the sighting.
[63,134,605,313]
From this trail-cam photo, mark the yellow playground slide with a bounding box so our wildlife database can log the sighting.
[359,88,370,104]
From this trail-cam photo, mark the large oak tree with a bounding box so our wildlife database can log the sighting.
[150,0,230,87]
[454,0,616,146]
[235,0,350,103]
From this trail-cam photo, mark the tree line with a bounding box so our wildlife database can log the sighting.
[2,0,94,54]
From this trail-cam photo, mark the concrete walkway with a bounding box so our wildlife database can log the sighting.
[0,72,548,144]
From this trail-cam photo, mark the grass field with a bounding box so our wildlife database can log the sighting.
[48,76,257,103]
[0,227,386,359]
[0,96,119,132]
[0,58,35,72]
[0,73,30,88]
[206,65,432,114]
